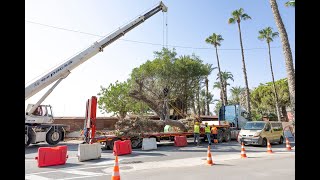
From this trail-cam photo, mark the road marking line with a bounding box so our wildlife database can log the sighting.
[56,174,108,180]
[60,170,103,176]
[25,174,51,180]
[25,159,121,175]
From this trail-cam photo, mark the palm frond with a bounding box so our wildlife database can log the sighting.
[241,13,252,20]
[228,18,236,24]
[285,0,295,7]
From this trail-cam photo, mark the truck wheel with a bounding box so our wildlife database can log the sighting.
[46,128,62,145]
[217,129,224,143]
[223,130,231,142]
[131,138,142,149]
[109,138,121,150]
[279,136,284,144]
[261,138,267,147]
[25,130,32,148]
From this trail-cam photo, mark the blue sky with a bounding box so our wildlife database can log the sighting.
[25,0,295,117]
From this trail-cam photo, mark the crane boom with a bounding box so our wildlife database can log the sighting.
[25,2,168,148]
[25,1,167,100]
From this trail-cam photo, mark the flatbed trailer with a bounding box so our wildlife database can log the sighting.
[93,125,232,150]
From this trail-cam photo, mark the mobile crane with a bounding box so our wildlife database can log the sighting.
[25,2,168,147]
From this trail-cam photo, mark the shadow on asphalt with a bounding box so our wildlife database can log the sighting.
[211,163,234,166]
[25,143,79,154]
[36,162,83,169]
[76,157,115,164]
[124,152,167,157]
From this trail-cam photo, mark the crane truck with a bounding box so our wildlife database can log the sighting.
[25,1,168,147]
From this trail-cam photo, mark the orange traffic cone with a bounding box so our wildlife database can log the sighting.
[240,142,247,158]
[111,155,120,180]
[266,139,273,153]
[206,145,214,165]
[285,138,292,151]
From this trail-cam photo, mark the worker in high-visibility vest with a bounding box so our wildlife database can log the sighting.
[194,121,200,146]
[211,124,218,144]
[204,122,211,145]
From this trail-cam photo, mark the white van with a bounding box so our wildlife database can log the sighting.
[237,121,284,147]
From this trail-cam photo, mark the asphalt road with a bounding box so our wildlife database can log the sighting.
[25,138,295,179]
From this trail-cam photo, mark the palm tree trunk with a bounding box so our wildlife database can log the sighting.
[191,95,197,114]
[270,0,295,120]
[197,85,200,116]
[224,82,228,104]
[268,42,281,122]
[281,106,288,122]
[237,22,251,116]
[215,46,226,106]
[205,77,210,115]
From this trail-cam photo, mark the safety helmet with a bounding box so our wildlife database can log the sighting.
[195,122,199,125]
[205,122,208,125]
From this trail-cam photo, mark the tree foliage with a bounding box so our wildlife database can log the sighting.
[229,86,245,105]
[129,48,214,120]
[250,78,290,120]
[97,80,150,119]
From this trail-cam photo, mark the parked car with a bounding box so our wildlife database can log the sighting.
[237,121,284,147]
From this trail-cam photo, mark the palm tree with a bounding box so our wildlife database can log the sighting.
[228,8,252,116]
[230,86,245,104]
[217,71,234,104]
[258,27,281,122]
[205,33,226,106]
[269,0,295,120]
[285,0,295,7]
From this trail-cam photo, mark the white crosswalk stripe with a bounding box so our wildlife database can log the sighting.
[60,170,103,176]
[25,174,51,180]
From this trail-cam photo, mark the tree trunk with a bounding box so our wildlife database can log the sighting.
[224,82,228,104]
[215,46,226,106]
[202,100,206,115]
[116,118,188,134]
[205,77,210,115]
[237,22,251,116]
[191,95,197,115]
[197,84,201,116]
[268,42,281,122]
[281,106,288,122]
[270,0,295,120]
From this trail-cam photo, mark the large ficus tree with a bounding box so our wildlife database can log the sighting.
[129,48,213,121]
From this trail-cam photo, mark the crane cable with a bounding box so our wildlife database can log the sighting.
[162,10,168,48]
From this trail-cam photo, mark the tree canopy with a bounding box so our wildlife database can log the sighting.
[250,78,290,120]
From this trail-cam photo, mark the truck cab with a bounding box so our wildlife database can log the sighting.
[218,104,250,139]
[25,104,54,124]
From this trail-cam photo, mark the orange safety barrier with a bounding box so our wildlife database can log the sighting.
[35,145,68,167]
[174,136,188,147]
[113,140,132,156]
